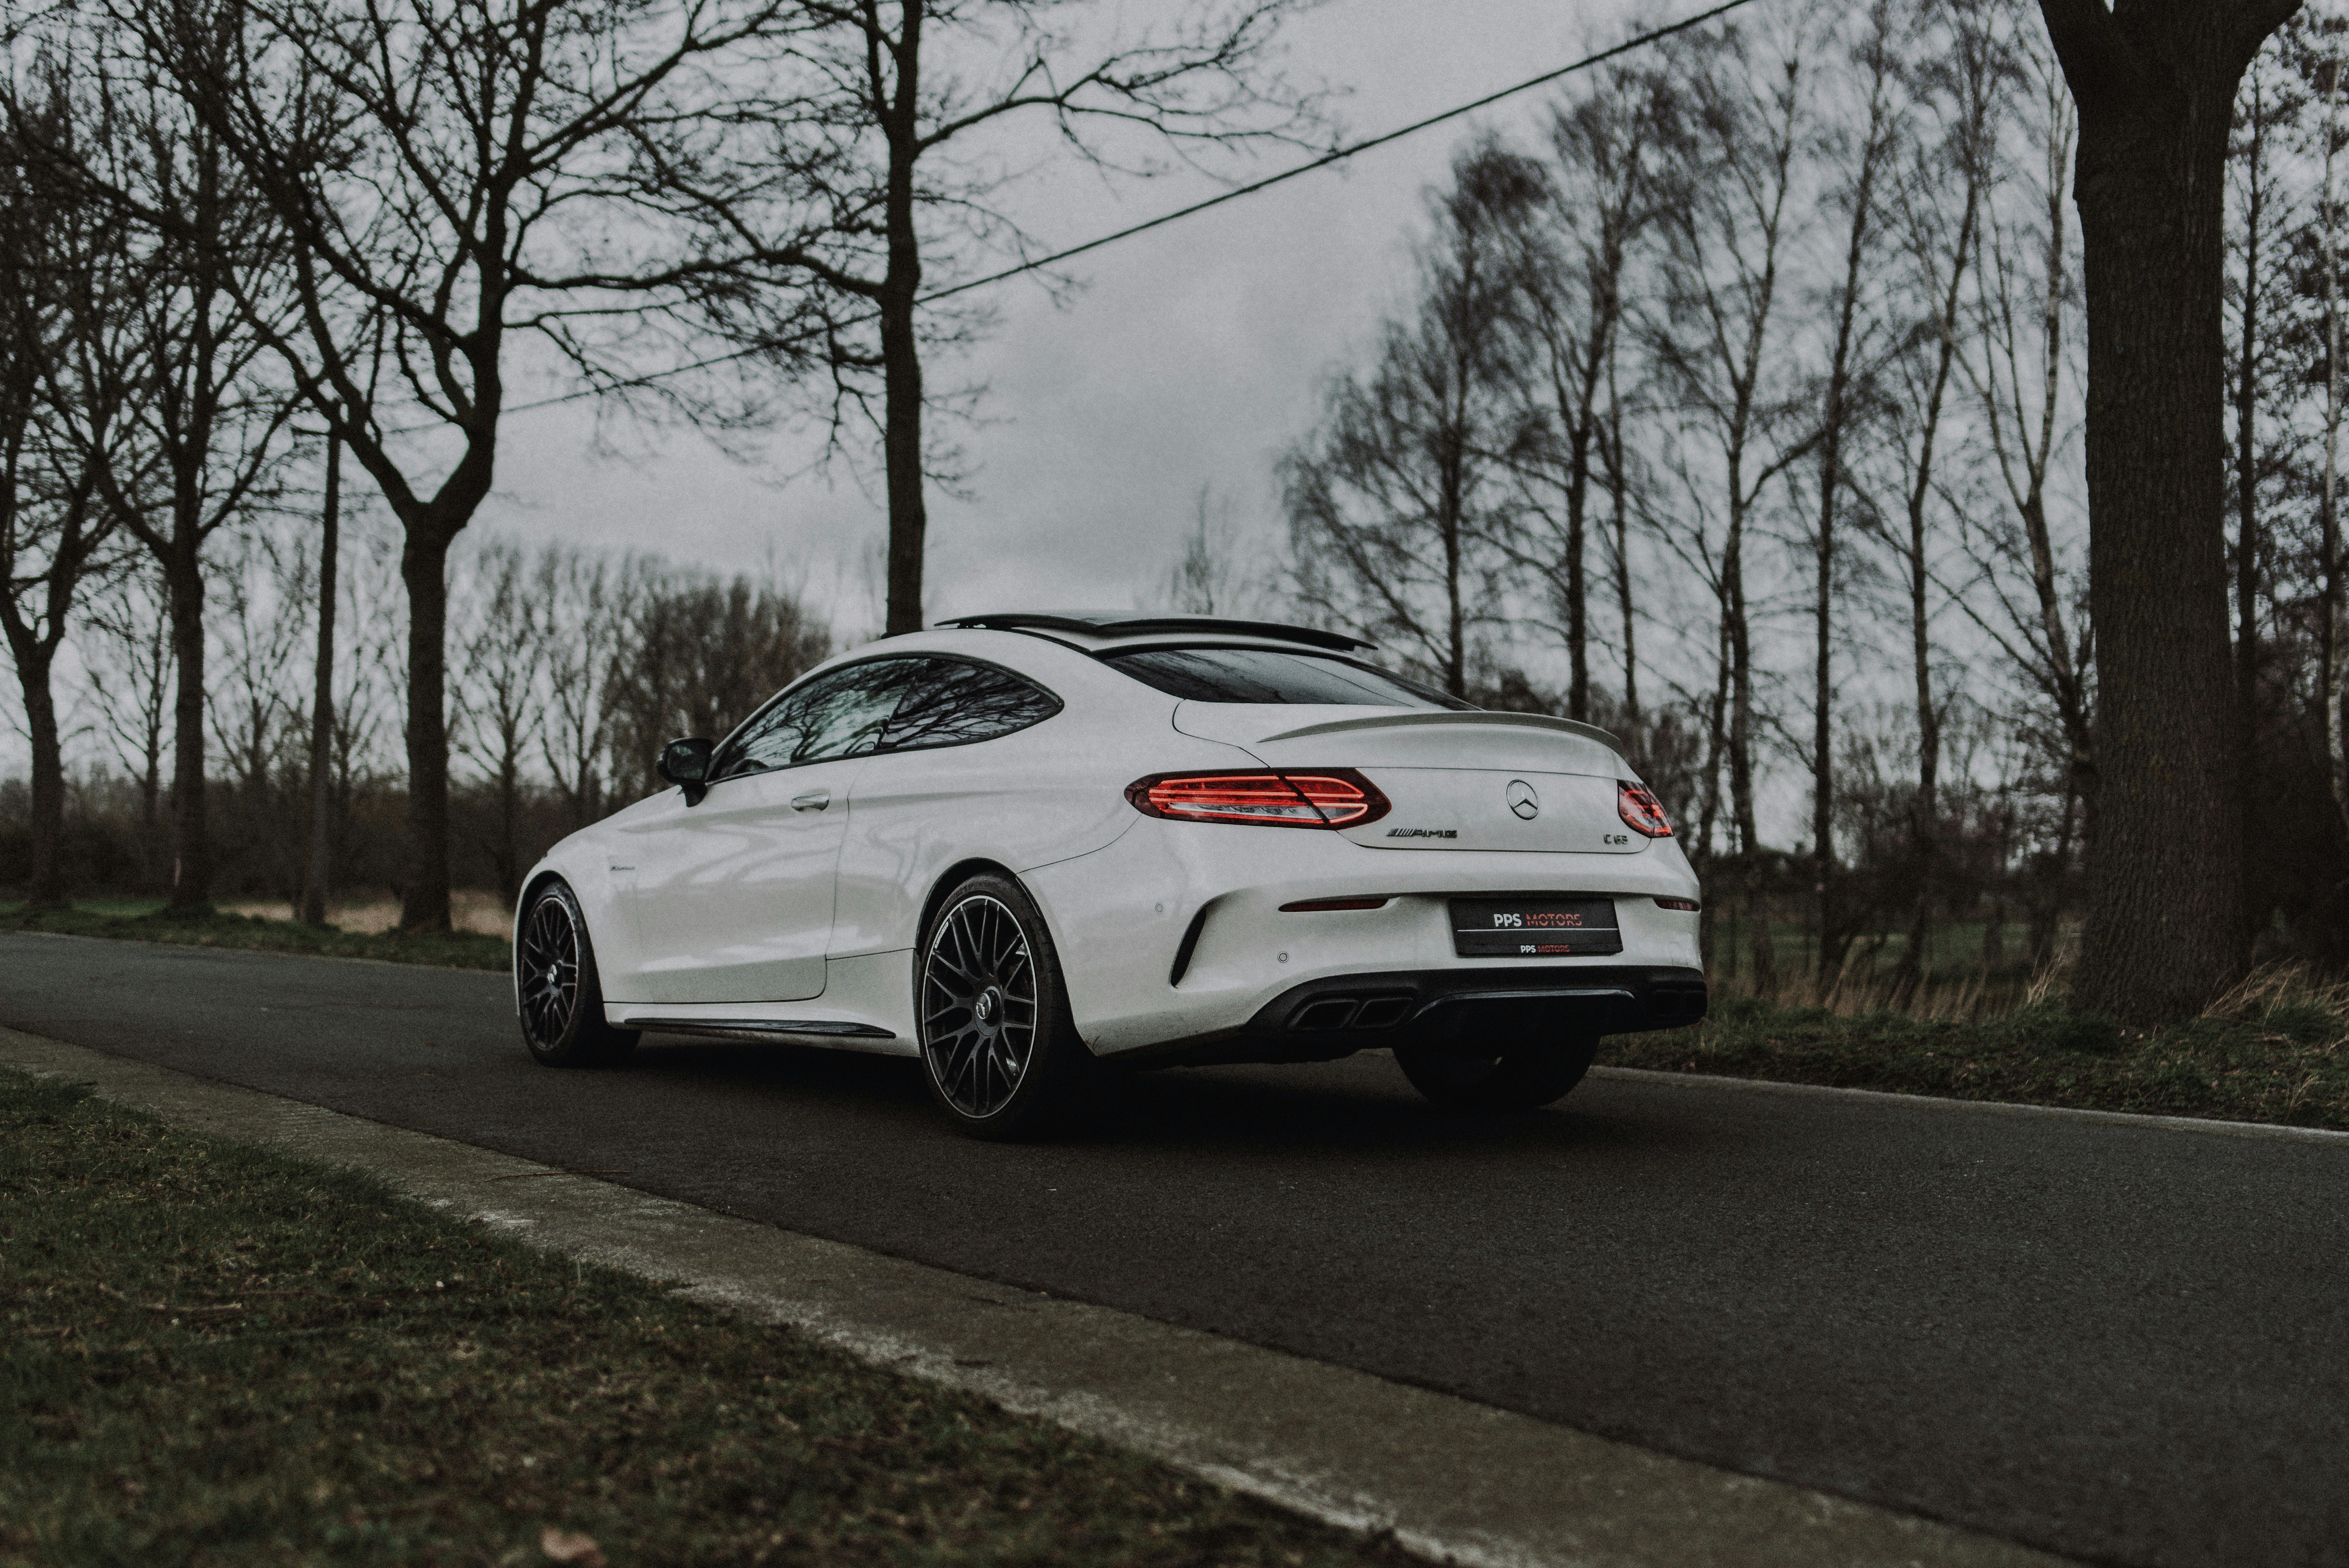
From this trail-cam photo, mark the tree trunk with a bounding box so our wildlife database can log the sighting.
[498,752,521,909]
[1811,465,1836,983]
[1727,526,1774,993]
[1564,415,1592,723]
[880,10,928,638]
[2040,0,2294,1022]
[1442,443,1466,699]
[302,432,340,926]
[2320,52,2349,832]
[2233,138,2263,952]
[163,537,210,912]
[400,528,454,933]
[1607,389,1637,725]
[11,643,66,911]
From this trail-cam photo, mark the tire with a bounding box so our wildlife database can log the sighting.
[916,872,1095,1140]
[517,880,640,1068]
[1394,1033,1598,1112]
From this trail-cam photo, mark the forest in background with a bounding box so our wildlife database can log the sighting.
[1,0,2329,1007]
[1177,0,2349,995]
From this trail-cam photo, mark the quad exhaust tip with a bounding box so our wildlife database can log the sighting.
[1289,994,1416,1031]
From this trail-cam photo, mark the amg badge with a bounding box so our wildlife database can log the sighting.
[1386,827,1459,839]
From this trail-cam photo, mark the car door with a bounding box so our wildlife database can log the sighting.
[612,658,927,1005]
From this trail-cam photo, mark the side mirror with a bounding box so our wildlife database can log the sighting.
[657,737,715,805]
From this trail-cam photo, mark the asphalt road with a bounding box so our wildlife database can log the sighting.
[4,932,2343,1568]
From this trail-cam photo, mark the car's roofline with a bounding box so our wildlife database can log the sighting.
[933,610,1375,654]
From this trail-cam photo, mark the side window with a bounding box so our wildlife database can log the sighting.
[881,659,1061,751]
[715,659,928,779]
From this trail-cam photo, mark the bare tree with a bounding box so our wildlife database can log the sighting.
[1802,0,1901,977]
[453,538,545,907]
[298,427,337,924]
[540,546,623,834]
[1158,488,1264,617]
[0,62,132,909]
[1500,62,1671,722]
[2227,35,2309,943]
[603,561,831,799]
[122,0,841,930]
[1648,14,1824,987]
[19,23,299,911]
[209,527,309,893]
[77,561,176,869]
[768,0,1327,636]
[1876,0,2003,993]
[2289,17,2349,830]
[1950,33,2092,967]
[1285,146,1540,696]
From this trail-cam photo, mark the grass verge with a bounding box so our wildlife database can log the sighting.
[0,1070,1413,1568]
[1606,976,2349,1132]
[0,901,508,971]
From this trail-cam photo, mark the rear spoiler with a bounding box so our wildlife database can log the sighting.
[1253,710,1628,760]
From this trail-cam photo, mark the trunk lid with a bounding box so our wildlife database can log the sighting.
[1171,705,1647,854]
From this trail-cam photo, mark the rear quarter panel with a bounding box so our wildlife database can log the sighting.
[827,639,1263,959]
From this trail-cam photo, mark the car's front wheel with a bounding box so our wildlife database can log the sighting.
[1394,1034,1598,1112]
[517,880,639,1067]
[917,873,1094,1139]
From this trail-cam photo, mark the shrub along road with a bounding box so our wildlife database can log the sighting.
[2,931,2343,1568]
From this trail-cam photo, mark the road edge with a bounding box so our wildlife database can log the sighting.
[1590,1064,2349,1144]
[1,1026,2077,1568]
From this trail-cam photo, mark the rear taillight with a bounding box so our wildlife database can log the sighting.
[1619,781,1673,838]
[1126,769,1392,829]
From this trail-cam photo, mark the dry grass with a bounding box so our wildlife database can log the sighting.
[220,889,515,938]
[1608,961,2349,1131]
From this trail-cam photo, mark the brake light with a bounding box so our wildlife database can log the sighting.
[1127,769,1392,829]
[1654,896,1699,912]
[1280,896,1392,912]
[1619,781,1673,837]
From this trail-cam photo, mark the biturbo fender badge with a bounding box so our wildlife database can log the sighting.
[1507,779,1540,820]
[1386,827,1459,839]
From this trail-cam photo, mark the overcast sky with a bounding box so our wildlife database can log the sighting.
[476,0,1652,638]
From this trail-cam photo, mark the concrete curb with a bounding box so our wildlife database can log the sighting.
[1591,1065,2349,1146]
[2,1027,2076,1568]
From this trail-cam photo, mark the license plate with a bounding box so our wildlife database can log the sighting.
[1450,896,1621,957]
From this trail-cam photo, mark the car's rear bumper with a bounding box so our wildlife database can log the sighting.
[1114,964,1708,1067]
[1022,817,1705,1058]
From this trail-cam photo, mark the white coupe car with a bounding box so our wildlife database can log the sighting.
[515,612,1707,1137]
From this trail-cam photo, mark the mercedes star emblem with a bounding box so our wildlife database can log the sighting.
[1507,779,1540,820]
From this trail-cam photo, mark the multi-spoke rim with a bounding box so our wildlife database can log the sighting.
[519,893,582,1048]
[921,894,1039,1119]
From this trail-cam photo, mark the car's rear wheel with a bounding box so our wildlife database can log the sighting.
[517,880,639,1068]
[1394,1033,1598,1112]
[917,873,1094,1139]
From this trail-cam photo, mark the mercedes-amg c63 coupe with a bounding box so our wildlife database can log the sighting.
[515,612,1707,1137]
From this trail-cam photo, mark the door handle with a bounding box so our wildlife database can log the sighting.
[791,789,830,813]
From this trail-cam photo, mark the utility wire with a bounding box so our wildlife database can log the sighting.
[485,0,1758,422]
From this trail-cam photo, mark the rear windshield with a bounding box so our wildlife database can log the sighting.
[1104,647,1473,708]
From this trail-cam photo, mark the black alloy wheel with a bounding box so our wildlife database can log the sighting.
[917,873,1092,1138]
[1394,1033,1598,1112]
[517,880,638,1067]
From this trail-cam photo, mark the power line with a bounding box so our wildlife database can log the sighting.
[484,0,1758,422]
